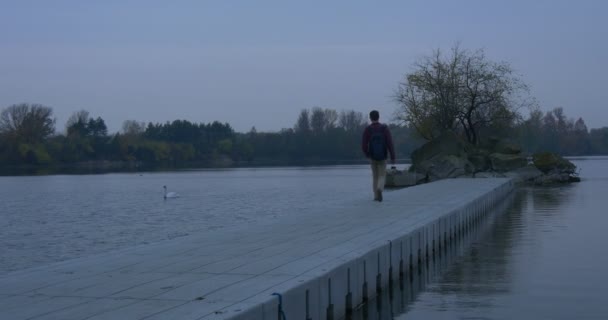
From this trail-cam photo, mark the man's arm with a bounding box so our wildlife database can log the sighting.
[385,126,396,164]
[361,126,370,157]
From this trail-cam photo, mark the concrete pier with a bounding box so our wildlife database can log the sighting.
[0,178,514,320]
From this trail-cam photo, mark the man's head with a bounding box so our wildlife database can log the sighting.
[369,110,380,122]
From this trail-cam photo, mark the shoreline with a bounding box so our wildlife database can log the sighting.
[0,158,414,176]
[1,155,605,177]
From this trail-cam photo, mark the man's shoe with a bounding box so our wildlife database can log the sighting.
[377,190,383,202]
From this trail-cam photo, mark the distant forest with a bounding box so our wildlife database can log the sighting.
[0,103,607,173]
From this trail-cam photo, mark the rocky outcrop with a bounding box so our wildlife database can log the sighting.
[468,152,491,172]
[408,132,476,181]
[418,155,475,181]
[533,172,581,184]
[532,152,576,174]
[410,131,473,168]
[494,140,522,155]
[504,165,544,183]
[531,152,580,185]
[408,133,530,181]
[385,170,426,188]
[489,153,528,172]
[386,134,579,188]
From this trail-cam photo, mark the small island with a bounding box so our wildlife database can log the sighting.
[387,132,580,188]
[386,46,581,188]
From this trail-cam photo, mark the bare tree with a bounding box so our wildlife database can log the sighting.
[309,107,338,133]
[310,107,326,134]
[395,48,462,140]
[0,103,55,143]
[339,110,366,132]
[294,109,310,134]
[323,109,338,130]
[66,110,90,137]
[396,45,532,144]
[66,110,89,129]
[121,120,146,136]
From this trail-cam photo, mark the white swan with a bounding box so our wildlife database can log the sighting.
[163,185,179,199]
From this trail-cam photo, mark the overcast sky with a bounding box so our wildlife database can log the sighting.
[1,0,606,133]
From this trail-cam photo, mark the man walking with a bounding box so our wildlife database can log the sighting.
[362,110,395,202]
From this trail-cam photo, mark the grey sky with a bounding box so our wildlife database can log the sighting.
[1,0,606,133]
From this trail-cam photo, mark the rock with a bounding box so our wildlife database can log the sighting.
[474,171,507,178]
[385,170,424,188]
[532,168,581,185]
[408,133,580,185]
[532,152,576,174]
[489,153,528,172]
[418,154,474,181]
[410,132,473,172]
[494,141,522,154]
[480,136,501,151]
[533,172,570,185]
[409,132,476,181]
[479,137,521,154]
[468,152,491,172]
[504,165,543,183]
[529,152,579,185]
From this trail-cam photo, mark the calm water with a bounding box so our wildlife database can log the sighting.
[0,165,373,274]
[352,157,608,320]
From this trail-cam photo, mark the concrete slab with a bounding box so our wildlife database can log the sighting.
[0,271,81,295]
[202,274,295,303]
[142,301,233,320]
[0,294,53,312]
[84,299,186,320]
[112,273,216,299]
[36,272,171,298]
[29,298,138,320]
[1,297,92,320]
[153,274,254,301]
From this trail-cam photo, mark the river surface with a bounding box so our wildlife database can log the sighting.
[351,157,608,320]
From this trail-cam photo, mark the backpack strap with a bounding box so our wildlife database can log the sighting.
[370,124,386,134]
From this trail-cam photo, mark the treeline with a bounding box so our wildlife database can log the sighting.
[0,103,607,171]
[515,107,608,155]
[246,108,421,165]
[0,104,419,169]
